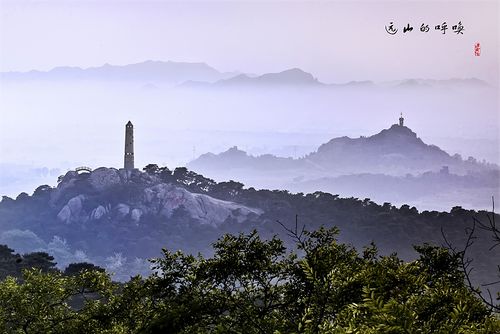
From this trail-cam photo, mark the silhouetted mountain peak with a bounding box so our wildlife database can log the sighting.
[1,60,228,83]
[224,146,247,156]
[317,124,426,153]
[214,68,320,86]
[390,78,491,89]
[372,124,418,140]
[258,68,318,84]
[195,146,249,165]
[310,124,456,174]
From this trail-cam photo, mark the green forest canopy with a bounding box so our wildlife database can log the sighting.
[0,226,499,333]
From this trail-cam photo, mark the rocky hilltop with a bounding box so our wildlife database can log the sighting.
[0,167,264,280]
[187,124,499,211]
[52,167,261,226]
[0,166,498,285]
[191,124,492,176]
[308,124,455,174]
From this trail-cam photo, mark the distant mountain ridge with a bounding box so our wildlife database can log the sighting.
[386,78,490,89]
[191,146,305,171]
[0,61,490,88]
[0,60,235,84]
[189,123,495,176]
[187,123,500,211]
[213,68,320,86]
[307,124,453,172]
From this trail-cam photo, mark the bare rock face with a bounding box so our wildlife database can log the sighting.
[190,193,260,224]
[57,205,72,223]
[130,208,142,222]
[50,171,79,204]
[143,184,188,217]
[116,203,130,218]
[141,184,261,226]
[52,167,261,226]
[91,205,108,220]
[68,195,85,214]
[89,168,121,191]
[57,195,85,223]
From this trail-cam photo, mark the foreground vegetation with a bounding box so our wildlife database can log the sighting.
[2,165,499,283]
[0,226,499,333]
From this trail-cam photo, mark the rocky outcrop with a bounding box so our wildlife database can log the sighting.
[91,205,108,220]
[57,206,72,223]
[50,171,79,205]
[53,168,261,226]
[89,168,121,191]
[115,204,130,218]
[130,208,142,222]
[141,183,261,226]
[191,193,261,224]
[57,195,85,223]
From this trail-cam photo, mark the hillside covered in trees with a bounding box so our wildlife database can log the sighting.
[0,165,498,289]
[1,226,499,333]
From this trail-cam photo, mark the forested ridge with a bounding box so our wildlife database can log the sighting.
[1,165,499,332]
[0,225,499,333]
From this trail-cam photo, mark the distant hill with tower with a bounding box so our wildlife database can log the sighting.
[0,118,498,281]
[189,115,495,177]
[0,155,498,282]
[188,116,499,211]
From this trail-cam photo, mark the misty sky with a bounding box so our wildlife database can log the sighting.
[0,0,498,84]
[0,0,499,201]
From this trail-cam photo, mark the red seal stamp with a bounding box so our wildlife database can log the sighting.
[474,42,481,56]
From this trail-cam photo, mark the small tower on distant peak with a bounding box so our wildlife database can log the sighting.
[124,121,134,170]
[399,113,405,126]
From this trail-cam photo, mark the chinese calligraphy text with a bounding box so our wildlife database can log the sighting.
[385,21,464,35]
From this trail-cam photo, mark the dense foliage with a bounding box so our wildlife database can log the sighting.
[1,165,498,284]
[0,227,498,333]
[0,245,57,280]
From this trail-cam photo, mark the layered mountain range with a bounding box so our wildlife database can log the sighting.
[0,60,235,84]
[0,164,498,288]
[191,124,476,174]
[1,60,497,283]
[1,60,489,89]
[188,124,499,211]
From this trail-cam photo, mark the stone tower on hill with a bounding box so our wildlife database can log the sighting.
[399,113,405,126]
[124,121,134,169]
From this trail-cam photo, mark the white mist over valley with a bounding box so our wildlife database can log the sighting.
[1,61,498,212]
